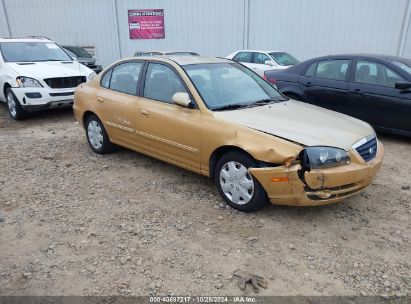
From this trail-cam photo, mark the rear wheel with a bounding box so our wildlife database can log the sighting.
[6,88,27,120]
[215,151,267,212]
[85,114,113,154]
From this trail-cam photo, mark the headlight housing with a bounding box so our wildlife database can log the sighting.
[16,76,43,88]
[88,72,97,81]
[301,146,350,169]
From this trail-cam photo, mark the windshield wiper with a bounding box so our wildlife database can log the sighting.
[246,98,278,107]
[35,59,65,62]
[212,104,248,111]
[248,98,289,107]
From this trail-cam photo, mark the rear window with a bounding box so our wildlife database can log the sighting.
[269,52,299,66]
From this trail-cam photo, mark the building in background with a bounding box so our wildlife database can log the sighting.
[1,0,411,68]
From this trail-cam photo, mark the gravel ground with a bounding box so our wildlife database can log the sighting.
[0,105,410,296]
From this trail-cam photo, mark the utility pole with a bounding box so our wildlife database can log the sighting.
[1,0,11,37]
[398,0,411,56]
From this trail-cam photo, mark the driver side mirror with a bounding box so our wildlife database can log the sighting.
[395,81,411,90]
[265,60,275,66]
[172,92,192,108]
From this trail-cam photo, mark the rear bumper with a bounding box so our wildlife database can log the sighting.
[12,87,75,111]
[249,142,384,206]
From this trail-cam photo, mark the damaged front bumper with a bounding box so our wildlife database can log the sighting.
[249,141,384,206]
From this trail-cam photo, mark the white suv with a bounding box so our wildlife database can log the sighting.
[226,50,299,77]
[0,37,96,120]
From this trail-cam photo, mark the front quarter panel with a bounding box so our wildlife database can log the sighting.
[201,115,303,175]
[73,80,98,127]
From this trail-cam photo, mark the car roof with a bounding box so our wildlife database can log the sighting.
[0,37,52,43]
[129,55,232,66]
[234,50,287,53]
[308,53,409,62]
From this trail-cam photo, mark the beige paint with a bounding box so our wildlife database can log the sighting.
[73,56,383,206]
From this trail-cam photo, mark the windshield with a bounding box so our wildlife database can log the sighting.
[0,42,72,62]
[269,52,299,66]
[63,46,92,58]
[183,63,286,110]
[391,60,411,75]
[63,48,77,58]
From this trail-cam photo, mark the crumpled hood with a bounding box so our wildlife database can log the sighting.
[7,61,92,79]
[213,100,375,150]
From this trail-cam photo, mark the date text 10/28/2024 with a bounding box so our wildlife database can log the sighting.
[149,296,257,303]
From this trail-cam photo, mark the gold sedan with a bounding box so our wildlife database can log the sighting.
[73,56,383,212]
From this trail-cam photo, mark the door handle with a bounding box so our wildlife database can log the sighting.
[140,109,149,117]
[305,82,312,87]
[352,89,363,94]
[97,97,104,103]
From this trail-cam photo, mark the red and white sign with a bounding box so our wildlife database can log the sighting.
[128,9,165,40]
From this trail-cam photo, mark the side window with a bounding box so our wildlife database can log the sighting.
[143,63,188,103]
[253,53,270,64]
[314,59,349,81]
[101,69,112,88]
[305,63,317,76]
[355,60,405,87]
[109,62,143,95]
[233,52,252,63]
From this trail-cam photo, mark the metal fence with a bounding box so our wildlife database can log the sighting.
[1,0,410,67]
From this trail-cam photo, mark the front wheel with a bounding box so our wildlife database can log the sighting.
[6,88,27,120]
[85,114,113,154]
[215,152,268,212]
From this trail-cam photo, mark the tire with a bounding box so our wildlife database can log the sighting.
[85,114,113,154]
[215,151,268,212]
[285,93,303,102]
[6,88,27,120]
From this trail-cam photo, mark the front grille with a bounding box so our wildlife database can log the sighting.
[44,76,86,89]
[49,92,74,97]
[355,137,377,162]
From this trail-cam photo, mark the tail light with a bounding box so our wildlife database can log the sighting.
[264,72,277,84]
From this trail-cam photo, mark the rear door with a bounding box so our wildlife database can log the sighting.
[299,58,352,113]
[232,51,253,71]
[95,61,144,147]
[348,59,411,132]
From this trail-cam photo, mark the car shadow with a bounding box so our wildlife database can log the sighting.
[0,104,74,129]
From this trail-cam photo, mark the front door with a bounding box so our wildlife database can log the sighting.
[249,52,273,77]
[348,59,411,132]
[135,62,202,171]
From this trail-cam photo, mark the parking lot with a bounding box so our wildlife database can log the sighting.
[0,105,410,296]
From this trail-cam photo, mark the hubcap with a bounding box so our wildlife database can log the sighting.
[7,93,17,117]
[219,161,255,205]
[87,120,104,150]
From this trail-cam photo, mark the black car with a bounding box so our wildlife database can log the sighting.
[62,46,103,74]
[264,54,411,136]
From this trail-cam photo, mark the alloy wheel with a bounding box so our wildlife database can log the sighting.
[7,92,17,118]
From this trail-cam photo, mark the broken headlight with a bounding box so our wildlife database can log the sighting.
[301,147,350,169]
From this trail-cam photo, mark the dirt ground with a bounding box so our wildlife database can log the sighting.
[0,105,410,297]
